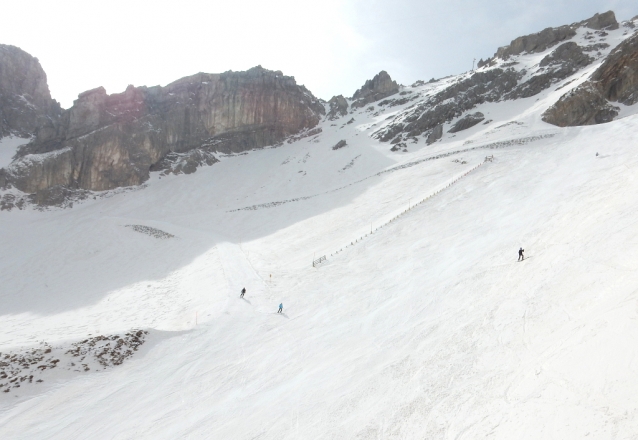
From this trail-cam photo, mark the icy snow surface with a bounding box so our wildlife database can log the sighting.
[2,24,638,439]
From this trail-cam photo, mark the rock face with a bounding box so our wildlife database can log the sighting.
[493,12,618,60]
[352,71,399,109]
[543,32,638,126]
[495,26,576,59]
[542,83,619,126]
[0,45,61,138]
[7,66,324,194]
[327,95,349,120]
[580,11,619,30]
[448,112,485,133]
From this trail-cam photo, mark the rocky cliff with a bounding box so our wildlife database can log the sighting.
[5,66,324,196]
[543,31,638,126]
[0,45,61,138]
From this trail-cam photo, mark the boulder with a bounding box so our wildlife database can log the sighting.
[332,140,347,150]
[506,42,593,99]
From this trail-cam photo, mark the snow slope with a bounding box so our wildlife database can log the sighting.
[2,23,638,439]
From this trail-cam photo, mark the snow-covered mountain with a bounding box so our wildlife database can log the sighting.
[1,10,638,439]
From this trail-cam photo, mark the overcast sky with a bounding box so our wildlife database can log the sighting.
[1,0,636,108]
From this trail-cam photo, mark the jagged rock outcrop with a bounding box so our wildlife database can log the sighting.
[543,32,638,126]
[449,112,485,133]
[7,66,324,194]
[327,95,349,120]
[579,11,619,30]
[0,45,61,138]
[495,26,576,60]
[492,12,618,61]
[352,71,399,109]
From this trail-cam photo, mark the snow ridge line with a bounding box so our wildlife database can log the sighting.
[229,134,554,213]
[322,160,487,265]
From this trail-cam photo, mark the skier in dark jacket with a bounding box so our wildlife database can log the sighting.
[240,288,246,298]
[278,303,283,313]
[518,247,524,261]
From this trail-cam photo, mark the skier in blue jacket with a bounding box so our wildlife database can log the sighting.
[278,303,283,313]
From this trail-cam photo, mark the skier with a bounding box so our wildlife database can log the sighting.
[518,247,524,261]
[278,303,283,313]
[240,287,246,298]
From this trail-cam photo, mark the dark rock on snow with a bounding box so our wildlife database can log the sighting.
[449,112,485,133]
[332,140,347,150]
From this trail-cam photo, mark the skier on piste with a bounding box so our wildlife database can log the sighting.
[240,287,246,298]
[278,303,283,313]
[518,247,524,261]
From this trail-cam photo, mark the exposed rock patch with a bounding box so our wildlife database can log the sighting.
[0,330,148,396]
[375,69,520,142]
[506,42,593,99]
[449,112,485,133]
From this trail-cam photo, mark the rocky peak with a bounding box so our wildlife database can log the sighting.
[352,71,399,109]
[577,11,619,30]
[326,95,349,120]
[0,44,61,138]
